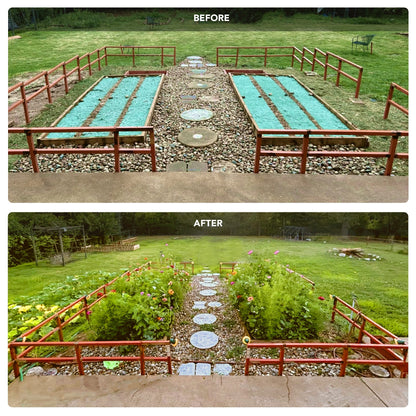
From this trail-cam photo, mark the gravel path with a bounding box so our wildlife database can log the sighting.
[10,57,400,175]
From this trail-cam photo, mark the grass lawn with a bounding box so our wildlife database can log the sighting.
[8,236,408,336]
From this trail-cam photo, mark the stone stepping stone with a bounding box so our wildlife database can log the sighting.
[200,95,220,103]
[190,73,215,80]
[178,362,195,375]
[190,331,219,349]
[181,64,189,67]
[180,109,213,121]
[190,69,206,74]
[202,269,211,273]
[200,289,217,296]
[178,127,218,148]
[214,364,232,376]
[206,63,216,67]
[201,282,218,287]
[201,277,214,282]
[188,60,203,65]
[196,363,211,376]
[208,301,222,308]
[369,365,390,378]
[193,301,206,310]
[188,81,212,89]
[180,94,197,103]
[211,160,237,173]
[187,56,203,60]
[193,313,217,325]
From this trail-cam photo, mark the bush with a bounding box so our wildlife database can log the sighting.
[88,266,191,340]
[227,258,325,340]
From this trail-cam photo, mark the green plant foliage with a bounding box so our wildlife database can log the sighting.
[88,267,192,340]
[227,256,325,340]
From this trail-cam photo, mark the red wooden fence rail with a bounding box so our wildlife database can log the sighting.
[8,126,157,172]
[253,129,408,176]
[244,341,408,377]
[218,46,364,98]
[383,82,409,119]
[8,45,175,124]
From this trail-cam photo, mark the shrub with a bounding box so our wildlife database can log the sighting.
[88,266,191,340]
[227,259,325,340]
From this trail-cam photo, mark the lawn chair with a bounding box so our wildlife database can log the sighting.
[352,34,375,53]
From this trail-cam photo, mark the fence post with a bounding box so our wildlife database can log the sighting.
[20,84,30,124]
[25,130,39,172]
[161,47,164,67]
[312,49,317,71]
[9,346,20,379]
[235,47,240,67]
[74,344,85,375]
[254,132,262,173]
[278,345,285,375]
[264,47,268,67]
[63,62,69,94]
[97,49,101,71]
[87,53,92,76]
[113,130,120,172]
[139,344,146,375]
[300,130,310,174]
[132,47,136,67]
[149,129,157,172]
[330,296,337,322]
[56,315,64,342]
[383,83,394,119]
[104,47,108,66]
[355,67,363,98]
[244,347,251,375]
[324,53,329,80]
[336,59,342,87]
[339,346,349,376]
[76,55,82,81]
[173,46,176,66]
[357,318,366,343]
[385,132,400,176]
[44,72,52,103]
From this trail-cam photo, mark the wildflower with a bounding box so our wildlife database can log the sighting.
[140,291,144,295]
[248,250,253,255]
[144,257,148,260]
[274,250,280,255]
[97,292,104,298]
[162,297,168,302]
[87,310,92,315]
[147,293,151,297]
[165,243,169,246]
[247,297,254,302]
[153,297,157,301]
[230,281,235,285]
[168,289,174,295]
[267,275,271,279]
[231,270,237,276]
[160,270,164,273]
[157,317,164,321]
[318,296,325,301]
[168,281,173,286]
[110,289,116,293]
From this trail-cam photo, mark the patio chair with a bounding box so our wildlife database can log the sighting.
[352,34,375,53]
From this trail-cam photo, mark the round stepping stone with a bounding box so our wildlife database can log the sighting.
[200,95,220,103]
[208,301,222,308]
[200,289,216,296]
[369,365,390,378]
[188,81,212,89]
[180,109,213,121]
[193,313,217,325]
[214,364,232,375]
[201,282,218,287]
[178,127,218,148]
[193,301,206,310]
[190,73,215,80]
[190,331,219,349]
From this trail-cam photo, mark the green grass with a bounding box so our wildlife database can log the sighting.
[8,236,408,336]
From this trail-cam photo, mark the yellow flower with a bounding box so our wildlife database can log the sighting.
[168,289,174,295]
[18,305,32,313]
